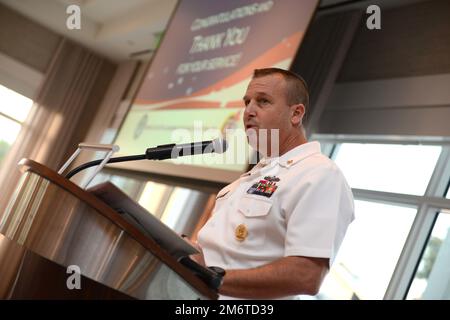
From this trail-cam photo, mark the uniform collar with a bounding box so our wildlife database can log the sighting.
[261,141,322,169]
[240,141,322,177]
[278,141,321,168]
[240,157,275,177]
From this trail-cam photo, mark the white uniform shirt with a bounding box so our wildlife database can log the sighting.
[197,141,354,298]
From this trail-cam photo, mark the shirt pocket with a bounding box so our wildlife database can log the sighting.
[238,194,272,217]
[235,195,272,247]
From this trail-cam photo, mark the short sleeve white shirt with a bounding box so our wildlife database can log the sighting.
[197,141,354,296]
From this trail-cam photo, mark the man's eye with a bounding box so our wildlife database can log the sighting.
[259,98,270,105]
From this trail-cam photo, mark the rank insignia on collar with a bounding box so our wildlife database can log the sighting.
[246,176,280,198]
[264,176,280,182]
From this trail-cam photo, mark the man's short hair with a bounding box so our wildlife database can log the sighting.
[253,68,309,110]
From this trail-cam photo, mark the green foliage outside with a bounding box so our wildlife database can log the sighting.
[0,140,11,166]
[416,236,443,279]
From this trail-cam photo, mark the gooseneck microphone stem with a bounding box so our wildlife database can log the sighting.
[64,138,227,180]
[65,154,147,179]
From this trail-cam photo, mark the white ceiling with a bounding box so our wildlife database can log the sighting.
[0,0,426,63]
[0,0,177,62]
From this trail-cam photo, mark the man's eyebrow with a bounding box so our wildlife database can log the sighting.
[255,92,273,99]
[243,92,272,100]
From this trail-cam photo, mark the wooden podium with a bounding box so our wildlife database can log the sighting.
[0,159,217,300]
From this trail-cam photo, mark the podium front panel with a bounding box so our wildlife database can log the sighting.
[0,168,215,300]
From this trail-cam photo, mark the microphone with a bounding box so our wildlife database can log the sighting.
[145,138,227,160]
[65,138,228,179]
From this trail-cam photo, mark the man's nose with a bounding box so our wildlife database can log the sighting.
[244,100,257,117]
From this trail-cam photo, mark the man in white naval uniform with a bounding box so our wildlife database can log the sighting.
[196,68,354,299]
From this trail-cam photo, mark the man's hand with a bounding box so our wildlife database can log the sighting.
[219,256,329,299]
[181,234,206,266]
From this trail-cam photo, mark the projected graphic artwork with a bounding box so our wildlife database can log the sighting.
[114,0,318,180]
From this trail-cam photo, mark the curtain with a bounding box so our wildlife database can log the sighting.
[68,60,140,186]
[0,39,115,216]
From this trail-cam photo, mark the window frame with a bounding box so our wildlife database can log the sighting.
[0,111,23,125]
[312,133,450,299]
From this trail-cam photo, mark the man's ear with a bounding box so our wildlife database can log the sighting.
[290,104,305,126]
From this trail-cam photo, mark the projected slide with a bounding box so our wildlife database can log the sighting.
[114,0,318,180]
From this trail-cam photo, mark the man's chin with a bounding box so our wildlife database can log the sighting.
[245,137,268,157]
[245,127,258,135]
[245,131,258,149]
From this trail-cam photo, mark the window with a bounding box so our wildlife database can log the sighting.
[0,84,33,165]
[309,139,449,300]
[333,143,441,195]
[318,200,416,300]
[407,210,450,299]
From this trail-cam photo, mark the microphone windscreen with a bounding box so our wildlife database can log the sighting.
[212,138,228,154]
